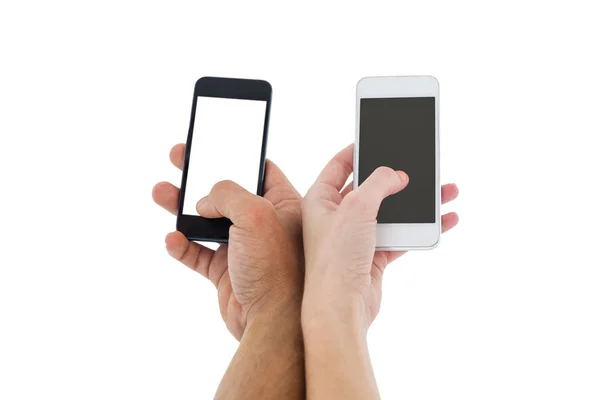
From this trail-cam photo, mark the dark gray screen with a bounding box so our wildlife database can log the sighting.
[358,97,435,223]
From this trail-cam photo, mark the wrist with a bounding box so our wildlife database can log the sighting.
[241,296,304,372]
[301,289,369,341]
[246,290,303,336]
[246,267,304,331]
[301,292,377,400]
[217,286,305,400]
[302,266,370,328]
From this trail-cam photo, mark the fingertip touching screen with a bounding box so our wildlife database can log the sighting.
[359,97,435,223]
[182,96,267,216]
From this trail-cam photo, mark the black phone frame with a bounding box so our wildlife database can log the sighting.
[176,76,272,243]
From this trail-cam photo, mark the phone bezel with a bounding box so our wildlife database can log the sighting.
[355,75,440,250]
[176,76,272,243]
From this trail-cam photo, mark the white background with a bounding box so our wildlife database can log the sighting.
[1,1,599,399]
[183,97,266,215]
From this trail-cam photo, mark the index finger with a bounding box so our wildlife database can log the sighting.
[313,143,354,191]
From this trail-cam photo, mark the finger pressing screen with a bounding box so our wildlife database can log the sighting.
[347,167,409,219]
[195,180,271,228]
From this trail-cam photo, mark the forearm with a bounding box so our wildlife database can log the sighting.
[302,296,379,400]
[215,302,305,400]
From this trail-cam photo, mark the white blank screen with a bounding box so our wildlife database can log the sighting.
[182,96,267,216]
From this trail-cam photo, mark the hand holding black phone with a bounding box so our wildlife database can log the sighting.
[176,77,272,242]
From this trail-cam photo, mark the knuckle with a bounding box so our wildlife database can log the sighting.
[245,198,276,226]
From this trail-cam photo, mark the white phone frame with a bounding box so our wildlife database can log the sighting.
[355,75,440,250]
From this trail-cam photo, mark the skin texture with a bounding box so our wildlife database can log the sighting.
[301,144,459,399]
[152,144,303,341]
[213,307,304,399]
[152,144,305,399]
[152,143,459,399]
[194,179,305,400]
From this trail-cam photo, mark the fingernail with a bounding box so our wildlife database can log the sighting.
[196,196,207,208]
[397,171,409,182]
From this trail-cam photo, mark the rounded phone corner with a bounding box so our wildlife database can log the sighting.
[195,76,211,86]
[257,79,272,93]
[356,76,376,90]
[426,235,441,250]
[423,74,440,86]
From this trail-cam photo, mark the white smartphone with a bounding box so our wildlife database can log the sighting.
[355,75,440,250]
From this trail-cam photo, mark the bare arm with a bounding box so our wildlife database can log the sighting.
[302,296,379,400]
[215,297,305,400]
[299,145,458,399]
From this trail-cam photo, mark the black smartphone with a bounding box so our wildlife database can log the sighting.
[176,77,272,242]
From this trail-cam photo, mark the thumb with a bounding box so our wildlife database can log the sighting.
[344,166,409,219]
[196,180,274,228]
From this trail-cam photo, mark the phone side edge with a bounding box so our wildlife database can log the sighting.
[256,81,272,196]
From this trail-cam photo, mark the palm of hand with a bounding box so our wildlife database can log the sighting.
[308,193,393,326]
